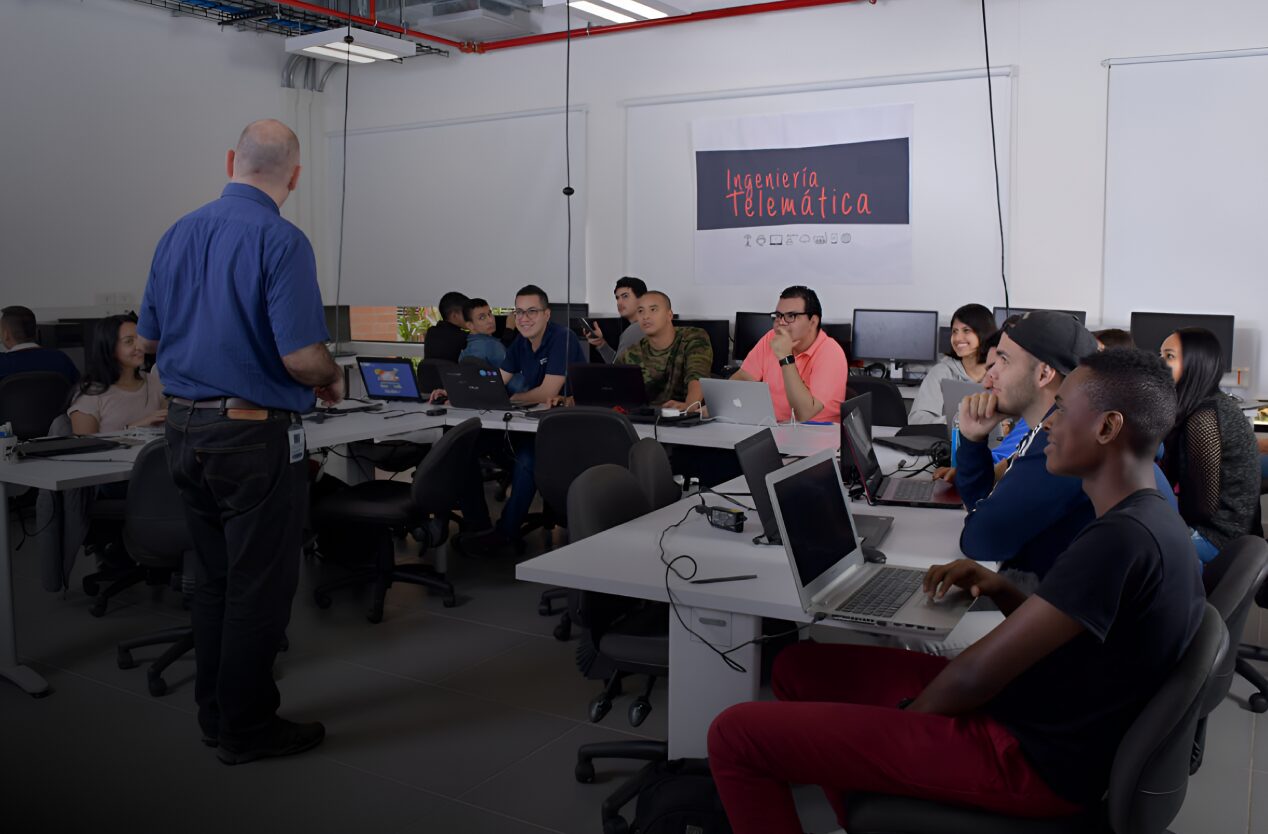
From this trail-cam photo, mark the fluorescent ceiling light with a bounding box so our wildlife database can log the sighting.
[285,28,416,64]
[568,1,636,24]
[601,0,669,19]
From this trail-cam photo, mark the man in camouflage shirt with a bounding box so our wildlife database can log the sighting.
[616,291,713,411]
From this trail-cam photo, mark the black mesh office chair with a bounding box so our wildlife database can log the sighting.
[1234,478,1268,714]
[0,371,74,440]
[534,408,640,639]
[111,439,196,697]
[844,602,1227,834]
[1191,535,1268,771]
[416,358,457,396]
[847,378,908,428]
[627,438,681,511]
[311,417,483,622]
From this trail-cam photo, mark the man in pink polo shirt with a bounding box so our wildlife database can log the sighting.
[730,286,848,423]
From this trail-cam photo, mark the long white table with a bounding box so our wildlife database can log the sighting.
[0,402,843,697]
[516,459,970,758]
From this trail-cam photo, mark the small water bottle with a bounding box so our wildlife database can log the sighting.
[949,416,960,464]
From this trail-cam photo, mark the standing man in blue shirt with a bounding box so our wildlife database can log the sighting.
[455,284,586,555]
[138,120,342,765]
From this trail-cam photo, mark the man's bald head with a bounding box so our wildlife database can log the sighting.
[233,119,300,185]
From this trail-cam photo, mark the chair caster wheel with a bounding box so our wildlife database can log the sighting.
[1250,693,1268,714]
[442,596,457,609]
[603,817,629,834]
[553,621,572,641]
[628,697,652,728]
[116,649,136,670]
[313,593,332,610]
[589,696,612,724]
[575,761,595,783]
[147,675,167,697]
[82,578,99,597]
[90,597,108,618]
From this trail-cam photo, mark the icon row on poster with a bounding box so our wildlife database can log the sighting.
[748,232,852,247]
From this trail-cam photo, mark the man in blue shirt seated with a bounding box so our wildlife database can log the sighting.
[0,306,79,385]
[456,284,586,556]
[954,311,1174,583]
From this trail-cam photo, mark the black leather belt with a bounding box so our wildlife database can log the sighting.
[170,397,266,410]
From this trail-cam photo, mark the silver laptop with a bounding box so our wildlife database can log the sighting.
[701,378,777,426]
[766,449,975,636]
[940,379,984,427]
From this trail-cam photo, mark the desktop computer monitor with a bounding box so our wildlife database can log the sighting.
[939,325,952,355]
[1130,312,1235,372]
[733,312,772,364]
[820,322,852,358]
[993,307,1087,328]
[850,309,939,364]
[324,305,351,344]
[674,318,731,377]
[550,301,589,332]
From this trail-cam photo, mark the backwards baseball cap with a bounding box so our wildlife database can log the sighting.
[1004,311,1099,376]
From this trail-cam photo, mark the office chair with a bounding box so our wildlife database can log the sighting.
[311,418,483,622]
[847,378,909,428]
[627,438,682,511]
[1233,477,1268,714]
[844,602,1227,834]
[109,439,197,697]
[0,371,74,439]
[1191,535,1268,771]
[416,358,457,396]
[533,408,639,640]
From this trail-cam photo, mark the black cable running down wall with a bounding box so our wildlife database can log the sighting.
[980,0,1010,312]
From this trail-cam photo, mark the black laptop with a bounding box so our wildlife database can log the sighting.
[840,408,963,510]
[441,367,527,411]
[735,428,892,546]
[17,437,124,458]
[566,363,701,426]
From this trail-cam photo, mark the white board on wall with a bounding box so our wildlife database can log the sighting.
[1103,50,1268,394]
[625,69,1011,319]
[327,108,587,308]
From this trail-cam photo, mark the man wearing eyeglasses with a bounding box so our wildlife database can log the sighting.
[456,284,587,556]
[728,286,848,423]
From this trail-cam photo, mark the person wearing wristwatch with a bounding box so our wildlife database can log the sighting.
[724,285,848,423]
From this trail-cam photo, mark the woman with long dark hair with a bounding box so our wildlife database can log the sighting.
[908,303,997,424]
[68,313,166,435]
[1159,327,1258,564]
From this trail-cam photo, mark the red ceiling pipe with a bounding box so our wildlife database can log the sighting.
[474,0,874,53]
[267,0,476,52]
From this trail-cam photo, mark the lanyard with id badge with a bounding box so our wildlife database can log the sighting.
[288,423,306,464]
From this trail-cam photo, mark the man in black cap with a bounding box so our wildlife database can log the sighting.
[952,311,1174,581]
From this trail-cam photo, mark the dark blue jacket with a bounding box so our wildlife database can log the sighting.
[0,347,80,386]
[957,430,1177,577]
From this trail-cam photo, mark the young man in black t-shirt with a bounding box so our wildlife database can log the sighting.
[707,349,1205,834]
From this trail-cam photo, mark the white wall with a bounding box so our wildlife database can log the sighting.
[0,0,311,317]
[320,0,1268,334]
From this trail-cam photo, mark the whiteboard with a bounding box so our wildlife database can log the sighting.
[327,108,587,307]
[625,70,1012,318]
[1103,51,1268,394]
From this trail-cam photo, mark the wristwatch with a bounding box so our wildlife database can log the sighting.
[778,354,796,367]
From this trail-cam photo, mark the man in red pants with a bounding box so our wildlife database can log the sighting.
[707,348,1205,833]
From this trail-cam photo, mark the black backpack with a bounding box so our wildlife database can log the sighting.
[609,758,733,834]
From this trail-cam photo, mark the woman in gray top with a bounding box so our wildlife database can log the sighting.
[1159,327,1260,565]
[908,303,998,424]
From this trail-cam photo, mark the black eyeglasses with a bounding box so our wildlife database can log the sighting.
[770,311,809,324]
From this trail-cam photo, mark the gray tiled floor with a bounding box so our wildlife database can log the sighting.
[2,505,1266,834]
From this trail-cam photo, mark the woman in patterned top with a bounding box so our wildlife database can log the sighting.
[615,291,713,412]
[1159,327,1260,564]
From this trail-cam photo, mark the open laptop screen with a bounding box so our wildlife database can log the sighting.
[735,429,784,543]
[359,359,421,401]
[771,456,859,588]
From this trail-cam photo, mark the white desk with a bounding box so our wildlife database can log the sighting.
[516,467,967,758]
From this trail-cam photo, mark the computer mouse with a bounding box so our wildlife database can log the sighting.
[432,394,448,405]
[861,546,887,564]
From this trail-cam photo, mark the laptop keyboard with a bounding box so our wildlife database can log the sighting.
[887,479,936,502]
[836,568,923,618]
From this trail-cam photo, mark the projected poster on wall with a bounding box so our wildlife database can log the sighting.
[692,104,913,286]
